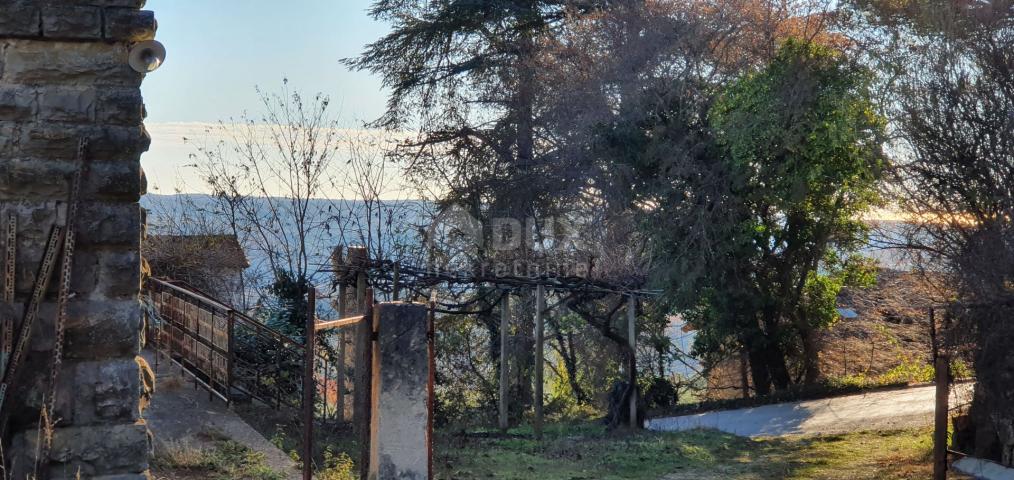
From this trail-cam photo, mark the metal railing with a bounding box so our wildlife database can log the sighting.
[144,277,350,417]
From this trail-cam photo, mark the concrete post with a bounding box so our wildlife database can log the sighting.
[369,302,430,480]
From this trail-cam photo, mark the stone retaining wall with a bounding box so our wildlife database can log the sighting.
[0,1,155,478]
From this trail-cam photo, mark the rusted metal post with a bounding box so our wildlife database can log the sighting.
[226,310,235,406]
[337,282,347,422]
[1,212,15,379]
[628,294,638,429]
[356,288,374,480]
[331,245,348,423]
[352,245,371,439]
[499,291,510,432]
[534,284,545,440]
[929,307,938,363]
[303,286,316,480]
[275,343,282,409]
[392,262,400,301]
[933,353,950,480]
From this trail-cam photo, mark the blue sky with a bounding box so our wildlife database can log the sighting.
[141,0,392,193]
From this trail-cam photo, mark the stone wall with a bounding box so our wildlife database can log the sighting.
[0,1,156,478]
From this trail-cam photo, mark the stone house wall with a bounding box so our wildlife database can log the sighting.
[0,1,156,478]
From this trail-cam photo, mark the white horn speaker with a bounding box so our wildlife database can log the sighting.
[128,40,166,73]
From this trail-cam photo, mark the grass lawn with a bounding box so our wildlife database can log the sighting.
[229,400,965,480]
[436,424,964,480]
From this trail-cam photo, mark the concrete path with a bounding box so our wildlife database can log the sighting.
[142,350,300,479]
[647,382,974,437]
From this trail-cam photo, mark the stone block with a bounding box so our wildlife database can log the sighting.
[11,355,141,424]
[42,6,103,40]
[64,357,144,424]
[8,121,149,161]
[0,158,142,201]
[88,160,144,199]
[95,247,141,298]
[38,86,97,122]
[91,123,151,158]
[96,87,143,125]
[1,39,141,86]
[10,421,151,479]
[0,85,38,120]
[0,123,17,157]
[369,302,431,480]
[15,121,81,160]
[20,298,140,356]
[139,165,147,196]
[0,158,70,200]
[64,297,142,359]
[75,201,141,246]
[86,0,148,7]
[0,5,41,37]
[103,8,155,42]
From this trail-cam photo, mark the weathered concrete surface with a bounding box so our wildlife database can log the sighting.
[647,382,974,437]
[143,350,299,479]
[369,302,430,480]
[953,456,1014,480]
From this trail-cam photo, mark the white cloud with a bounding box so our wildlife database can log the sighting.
[142,122,419,200]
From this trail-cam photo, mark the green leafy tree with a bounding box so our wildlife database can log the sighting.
[712,39,884,391]
[630,39,885,395]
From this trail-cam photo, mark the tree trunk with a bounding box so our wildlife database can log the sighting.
[968,307,1014,466]
[760,308,792,391]
[766,343,792,391]
[550,318,588,404]
[799,324,821,385]
[748,347,772,397]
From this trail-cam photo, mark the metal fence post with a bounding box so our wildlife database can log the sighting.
[226,310,235,407]
[356,288,374,480]
[337,282,347,423]
[933,354,950,480]
[303,286,316,480]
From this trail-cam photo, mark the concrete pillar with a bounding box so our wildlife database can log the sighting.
[369,302,430,480]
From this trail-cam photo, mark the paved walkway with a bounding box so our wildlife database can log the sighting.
[647,382,974,437]
[142,350,300,479]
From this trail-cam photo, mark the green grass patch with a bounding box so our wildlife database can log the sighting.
[436,424,944,479]
[152,437,286,480]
